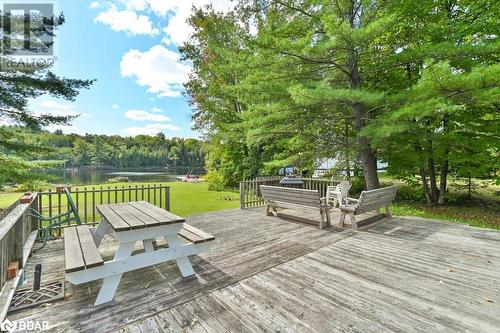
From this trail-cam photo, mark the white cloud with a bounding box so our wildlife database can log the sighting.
[151,107,161,113]
[95,1,234,46]
[95,5,159,36]
[112,104,120,109]
[160,0,234,46]
[125,109,170,121]
[120,45,190,97]
[38,100,91,118]
[89,1,100,9]
[124,123,180,136]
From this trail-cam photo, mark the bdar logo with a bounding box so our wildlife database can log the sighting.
[1,319,16,333]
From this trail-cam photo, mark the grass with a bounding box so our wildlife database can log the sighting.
[0,182,240,218]
[392,203,500,230]
[379,174,500,230]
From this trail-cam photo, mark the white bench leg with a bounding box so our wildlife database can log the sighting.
[164,234,195,277]
[94,241,135,305]
[143,238,154,252]
[92,219,109,247]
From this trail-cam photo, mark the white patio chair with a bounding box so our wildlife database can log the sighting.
[326,181,351,208]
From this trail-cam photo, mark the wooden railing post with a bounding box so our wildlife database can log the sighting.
[165,186,170,211]
[239,182,245,209]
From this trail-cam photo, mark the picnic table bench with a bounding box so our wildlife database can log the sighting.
[64,201,214,305]
[339,186,398,229]
[260,185,331,229]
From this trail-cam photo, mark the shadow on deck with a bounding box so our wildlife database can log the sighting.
[8,208,500,332]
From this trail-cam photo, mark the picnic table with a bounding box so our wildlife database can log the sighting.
[64,201,214,305]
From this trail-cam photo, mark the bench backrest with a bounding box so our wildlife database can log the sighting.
[260,185,321,209]
[355,186,399,215]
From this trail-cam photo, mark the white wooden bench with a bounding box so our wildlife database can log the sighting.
[339,186,399,229]
[260,185,331,229]
[64,202,215,305]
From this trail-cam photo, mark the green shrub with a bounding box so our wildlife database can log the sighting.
[349,177,366,196]
[395,184,426,202]
[15,180,51,192]
[205,170,226,191]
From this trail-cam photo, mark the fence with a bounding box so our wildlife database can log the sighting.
[0,193,39,322]
[37,184,171,234]
[239,177,342,209]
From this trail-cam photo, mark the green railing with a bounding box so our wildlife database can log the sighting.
[37,184,170,233]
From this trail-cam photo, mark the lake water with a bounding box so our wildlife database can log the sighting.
[41,167,205,185]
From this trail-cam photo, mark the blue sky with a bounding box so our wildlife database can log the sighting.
[31,0,233,138]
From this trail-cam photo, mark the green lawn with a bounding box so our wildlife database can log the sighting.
[0,182,239,218]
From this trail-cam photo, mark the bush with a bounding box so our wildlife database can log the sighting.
[349,177,366,196]
[395,184,426,202]
[205,170,226,191]
[15,180,51,192]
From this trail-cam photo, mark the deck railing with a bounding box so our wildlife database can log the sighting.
[0,193,39,322]
[37,184,171,234]
[0,199,21,221]
[239,177,342,209]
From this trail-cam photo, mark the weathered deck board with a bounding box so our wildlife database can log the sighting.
[8,208,500,333]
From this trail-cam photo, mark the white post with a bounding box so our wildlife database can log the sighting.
[164,234,195,277]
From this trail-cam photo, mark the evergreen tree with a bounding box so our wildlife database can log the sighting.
[0,9,93,185]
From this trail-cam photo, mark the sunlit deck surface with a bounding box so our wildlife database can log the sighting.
[8,208,500,333]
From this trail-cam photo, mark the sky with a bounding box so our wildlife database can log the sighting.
[29,0,234,138]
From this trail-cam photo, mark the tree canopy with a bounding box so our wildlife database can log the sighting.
[181,0,499,203]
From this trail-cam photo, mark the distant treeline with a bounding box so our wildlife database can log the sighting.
[1,127,206,168]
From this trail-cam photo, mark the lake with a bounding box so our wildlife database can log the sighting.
[40,167,205,185]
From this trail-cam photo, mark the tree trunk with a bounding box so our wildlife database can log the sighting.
[468,173,472,198]
[438,149,449,204]
[349,61,379,190]
[425,140,439,204]
[345,121,351,181]
[419,168,432,204]
[345,3,379,190]
[427,157,439,204]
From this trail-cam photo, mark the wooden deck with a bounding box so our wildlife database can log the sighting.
[8,208,500,332]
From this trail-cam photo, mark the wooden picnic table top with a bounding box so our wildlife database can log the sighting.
[96,201,184,232]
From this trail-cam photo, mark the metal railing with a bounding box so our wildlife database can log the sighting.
[37,184,171,233]
[0,193,38,322]
[239,177,342,209]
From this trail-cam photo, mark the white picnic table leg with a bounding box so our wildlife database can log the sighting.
[94,241,135,305]
[143,238,154,252]
[92,218,109,247]
[164,234,195,277]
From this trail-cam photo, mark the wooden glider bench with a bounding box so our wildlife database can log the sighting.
[64,223,215,304]
[339,185,399,229]
[260,185,331,229]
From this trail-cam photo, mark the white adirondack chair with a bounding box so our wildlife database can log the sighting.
[326,181,351,208]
